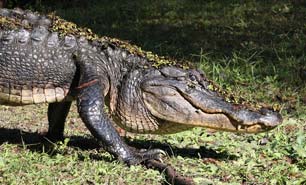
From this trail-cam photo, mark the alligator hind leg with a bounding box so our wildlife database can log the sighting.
[46,101,72,141]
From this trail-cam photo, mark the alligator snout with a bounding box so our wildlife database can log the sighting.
[233,108,282,129]
[258,109,283,128]
[180,86,283,133]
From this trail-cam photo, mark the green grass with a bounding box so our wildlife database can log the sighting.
[1,0,306,184]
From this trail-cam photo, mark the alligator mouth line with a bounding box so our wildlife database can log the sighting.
[182,103,271,133]
[175,84,281,131]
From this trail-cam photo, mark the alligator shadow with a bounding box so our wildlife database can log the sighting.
[125,138,238,160]
[0,127,237,162]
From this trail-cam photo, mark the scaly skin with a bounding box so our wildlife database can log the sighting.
[0,8,282,165]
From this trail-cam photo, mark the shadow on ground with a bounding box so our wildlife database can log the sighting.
[0,127,237,162]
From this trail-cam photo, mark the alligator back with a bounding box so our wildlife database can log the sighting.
[0,8,78,105]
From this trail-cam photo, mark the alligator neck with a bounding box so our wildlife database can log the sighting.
[96,42,149,113]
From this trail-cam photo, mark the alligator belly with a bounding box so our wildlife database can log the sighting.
[0,86,73,105]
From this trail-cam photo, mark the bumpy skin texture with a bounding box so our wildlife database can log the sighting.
[0,8,282,165]
[0,8,164,165]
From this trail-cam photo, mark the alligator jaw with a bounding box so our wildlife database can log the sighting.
[141,68,282,133]
[174,108,281,133]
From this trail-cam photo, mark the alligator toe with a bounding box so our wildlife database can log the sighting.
[124,148,167,166]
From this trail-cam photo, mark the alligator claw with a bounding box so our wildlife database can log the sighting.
[141,148,167,163]
[124,148,166,165]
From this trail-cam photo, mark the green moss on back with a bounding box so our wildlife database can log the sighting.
[48,13,179,68]
[0,16,29,30]
[0,12,179,68]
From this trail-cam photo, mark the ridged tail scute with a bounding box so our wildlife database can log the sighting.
[0,8,51,29]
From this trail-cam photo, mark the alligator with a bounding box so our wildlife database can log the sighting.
[0,8,282,165]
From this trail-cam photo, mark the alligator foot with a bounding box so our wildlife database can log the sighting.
[123,148,166,165]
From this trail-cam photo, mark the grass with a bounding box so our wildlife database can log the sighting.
[1,0,305,184]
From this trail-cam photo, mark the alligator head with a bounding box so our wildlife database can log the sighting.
[115,66,282,134]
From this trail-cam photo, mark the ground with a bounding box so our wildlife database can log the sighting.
[0,1,305,184]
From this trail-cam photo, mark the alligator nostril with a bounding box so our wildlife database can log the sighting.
[259,112,282,127]
[260,108,270,115]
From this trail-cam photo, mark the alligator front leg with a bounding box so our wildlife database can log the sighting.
[46,102,72,141]
[76,78,163,165]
